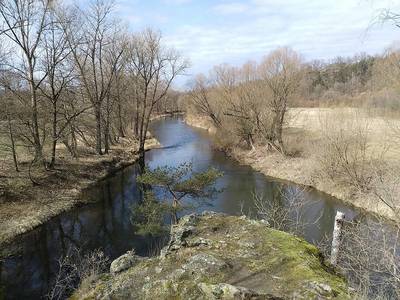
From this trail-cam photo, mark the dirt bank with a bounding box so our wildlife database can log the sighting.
[185,112,397,221]
[0,137,160,248]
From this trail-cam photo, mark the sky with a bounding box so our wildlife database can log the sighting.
[113,0,400,87]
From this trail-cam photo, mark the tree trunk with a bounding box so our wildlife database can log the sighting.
[7,113,19,172]
[172,198,179,224]
[139,106,153,155]
[104,130,109,154]
[50,102,57,169]
[65,123,78,158]
[29,73,45,167]
[94,104,103,155]
[117,102,125,137]
[71,126,78,157]
[134,98,140,137]
[104,96,111,154]
[138,111,146,154]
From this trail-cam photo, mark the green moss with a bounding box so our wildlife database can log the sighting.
[72,214,351,299]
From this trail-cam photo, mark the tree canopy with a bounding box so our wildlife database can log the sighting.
[131,163,223,234]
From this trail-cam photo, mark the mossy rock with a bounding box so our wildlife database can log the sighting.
[71,213,351,299]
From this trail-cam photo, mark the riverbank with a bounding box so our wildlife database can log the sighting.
[73,212,351,299]
[150,111,185,121]
[0,137,160,248]
[185,112,398,221]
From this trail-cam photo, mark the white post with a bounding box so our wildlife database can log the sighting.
[330,211,345,266]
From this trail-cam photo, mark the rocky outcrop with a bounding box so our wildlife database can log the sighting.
[72,212,351,299]
[198,283,280,300]
[109,250,145,275]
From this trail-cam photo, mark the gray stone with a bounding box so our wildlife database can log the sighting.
[307,281,334,296]
[186,237,212,247]
[110,250,145,275]
[182,253,227,274]
[198,283,279,300]
[202,211,227,217]
[161,214,198,257]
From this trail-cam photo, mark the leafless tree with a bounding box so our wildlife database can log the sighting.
[38,6,77,168]
[0,0,52,167]
[221,62,262,149]
[127,29,188,155]
[187,49,302,154]
[258,47,303,154]
[188,74,222,128]
[253,186,322,235]
[62,0,123,155]
[0,93,19,171]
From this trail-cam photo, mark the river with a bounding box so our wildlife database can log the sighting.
[0,117,389,299]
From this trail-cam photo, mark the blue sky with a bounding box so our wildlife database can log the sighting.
[114,0,400,86]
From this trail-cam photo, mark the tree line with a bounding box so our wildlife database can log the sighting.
[186,47,302,154]
[0,0,187,173]
[186,45,400,154]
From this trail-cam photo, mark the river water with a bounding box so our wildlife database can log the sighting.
[0,117,381,299]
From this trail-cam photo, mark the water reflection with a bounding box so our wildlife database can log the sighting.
[1,117,365,299]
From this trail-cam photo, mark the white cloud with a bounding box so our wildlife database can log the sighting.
[165,0,400,79]
[113,0,400,84]
[213,2,249,14]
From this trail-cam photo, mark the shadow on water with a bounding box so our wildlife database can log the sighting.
[0,116,394,299]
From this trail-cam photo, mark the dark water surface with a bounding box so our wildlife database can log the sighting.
[0,117,368,299]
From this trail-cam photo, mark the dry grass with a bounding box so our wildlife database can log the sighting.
[185,114,217,133]
[186,108,400,220]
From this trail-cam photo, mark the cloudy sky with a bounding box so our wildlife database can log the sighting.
[114,0,400,85]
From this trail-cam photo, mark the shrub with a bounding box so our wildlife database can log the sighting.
[315,111,379,192]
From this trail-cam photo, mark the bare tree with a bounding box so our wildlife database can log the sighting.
[0,0,52,167]
[259,47,302,154]
[221,62,262,149]
[0,93,19,171]
[188,74,222,128]
[39,6,75,168]
[102,35,127,154]
[127,29,188,156]
[187,49,302,154]
[62,0,123,155]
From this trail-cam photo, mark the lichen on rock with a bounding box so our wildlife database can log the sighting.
[110,250,145,275]
[72,213,351,299]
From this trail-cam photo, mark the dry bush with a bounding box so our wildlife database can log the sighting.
[281,134,305,157]
[253,186,322,235]
[212,126,237,152]
[47,248,109,300]
[316,216,400,299]
[371,166,400,218]
[365,89,400,113]
[337,218,400,299]
[315,110,383,192]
